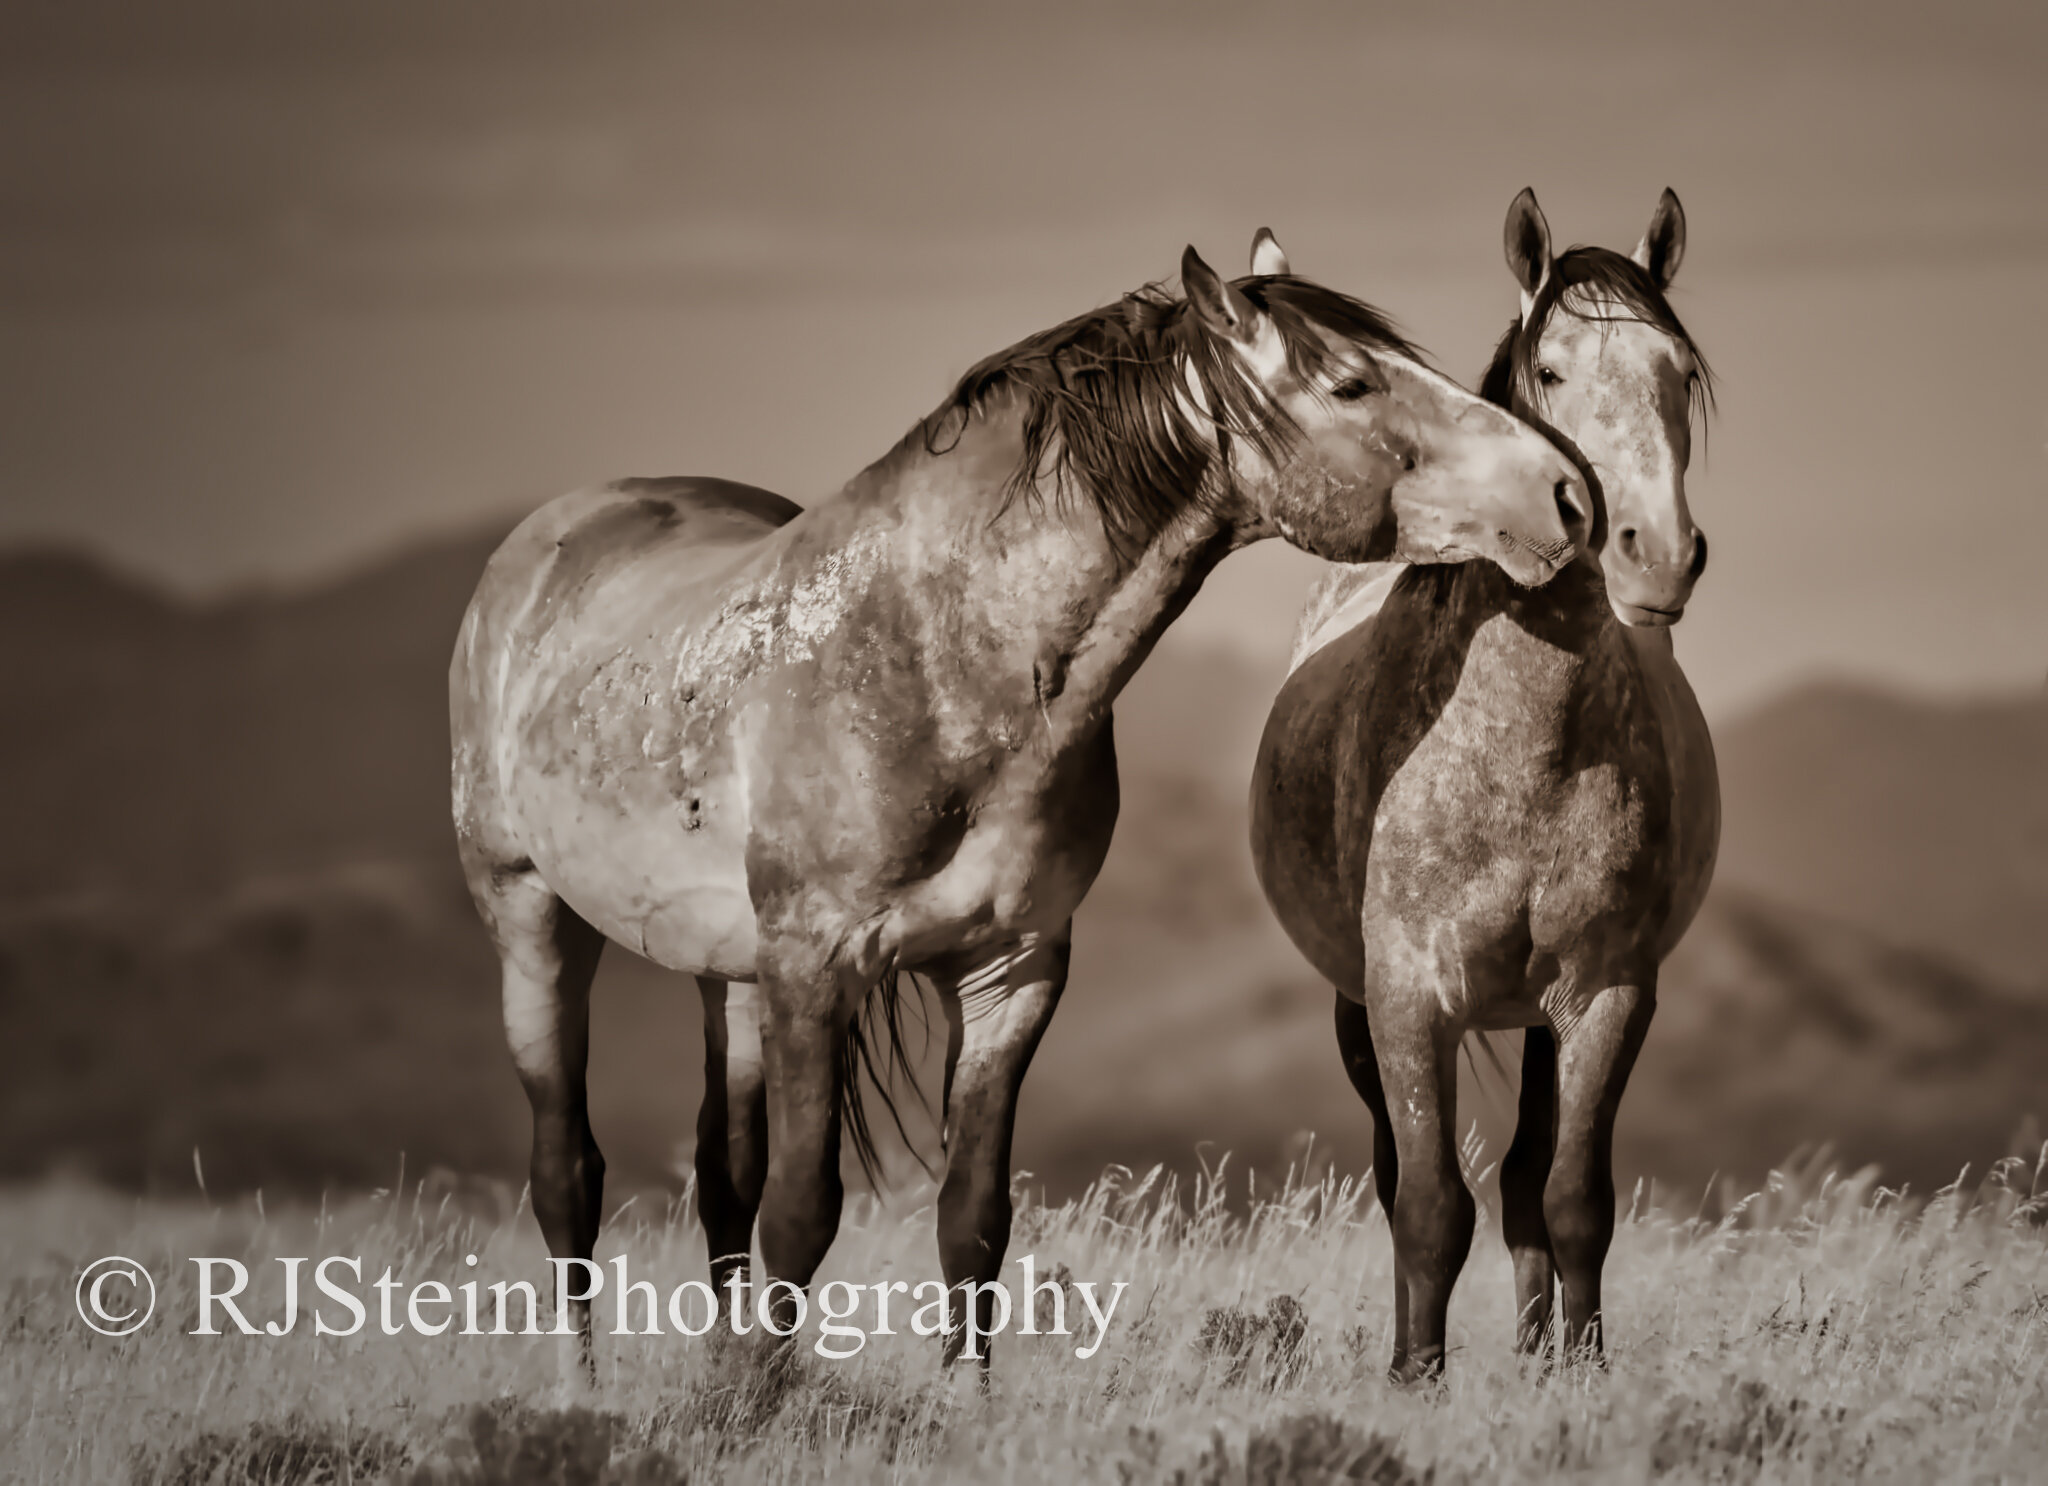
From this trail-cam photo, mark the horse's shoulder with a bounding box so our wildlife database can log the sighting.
[1288,562,1407,674]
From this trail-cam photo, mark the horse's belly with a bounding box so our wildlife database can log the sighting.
[455,475,805,979]
[511,747,760,980]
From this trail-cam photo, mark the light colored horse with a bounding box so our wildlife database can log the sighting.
[1249,191,1719,1381]
[450,237,1589,1377]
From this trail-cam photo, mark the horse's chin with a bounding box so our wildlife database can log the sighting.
[1487,545,1570,589]
[1611,599,1684,628]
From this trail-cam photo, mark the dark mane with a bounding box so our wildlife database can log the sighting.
[923,275,1421,556]
[1481,245,1714,420]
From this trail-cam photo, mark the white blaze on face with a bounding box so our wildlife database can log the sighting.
[1536,304,1692,491]
[1529,301,1695,609]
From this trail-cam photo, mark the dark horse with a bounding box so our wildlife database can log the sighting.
[451,236,1590,1380]
[1249,192,1719,1381]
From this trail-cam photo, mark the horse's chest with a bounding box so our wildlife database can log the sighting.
[746,692,1121,972]
[910,733,1122,951]
[1366,692,1667,951]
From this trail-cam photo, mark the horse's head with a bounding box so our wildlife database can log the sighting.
[1178,238,1587,587]
[1495,188,1712,627]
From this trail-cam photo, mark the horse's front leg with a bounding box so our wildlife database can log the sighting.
[695,977,768,1296]
[1547,978,1656,1364]
[753,944,847,1337]
[930,928,1071,1383]
[1366,978,1473,1384]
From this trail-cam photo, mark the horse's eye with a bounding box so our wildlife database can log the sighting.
[1537,365,1561,386]
[1330,377,1375,401]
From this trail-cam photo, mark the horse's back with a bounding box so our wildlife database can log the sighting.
[464,477,798,656]
[464,473,789,662]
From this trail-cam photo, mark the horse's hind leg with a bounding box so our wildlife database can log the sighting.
[1334,991,1408,1373]
[933,931,1070,1381]
[1547,979,1655,1364]
[1501,1026,1559,1357]
[695,977,768,1294]
[478,865,608,1376]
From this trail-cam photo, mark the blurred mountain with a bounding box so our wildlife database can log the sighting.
[0,529,505,898]
[1713,683,2048,988]
[1,534,2041,1201]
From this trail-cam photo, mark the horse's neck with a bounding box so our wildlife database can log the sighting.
[1443,560,1626,728]
[1019,509,1238,744]
[856,414,1239,753]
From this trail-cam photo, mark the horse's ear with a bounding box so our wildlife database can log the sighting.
[1250,227,1291,277]
[1182,244,1262,344]
[1633,187,1686,288]
[1504,187,1552,323]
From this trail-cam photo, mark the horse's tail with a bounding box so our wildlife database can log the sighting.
[839,968,939,1190]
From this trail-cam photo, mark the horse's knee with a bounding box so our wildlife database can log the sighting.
[1392,1160,1475,1268]
[1543,1173,1614,1276]
[532,1118,601,1194]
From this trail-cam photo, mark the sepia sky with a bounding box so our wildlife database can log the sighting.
[2,0,2043,717]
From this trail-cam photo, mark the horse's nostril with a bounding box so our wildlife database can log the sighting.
[1689,530,1709,579]
[1617,526,1640,560]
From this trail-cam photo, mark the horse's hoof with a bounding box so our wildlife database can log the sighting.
[1386,1358,1447,1390]
[938,1362,993,1409]
[1514,1340,1559,1379]
[550,1357,595,1407]
[937,1328,994,1402]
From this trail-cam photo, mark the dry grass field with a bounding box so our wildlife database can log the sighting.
[6,1143,2046,1485]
